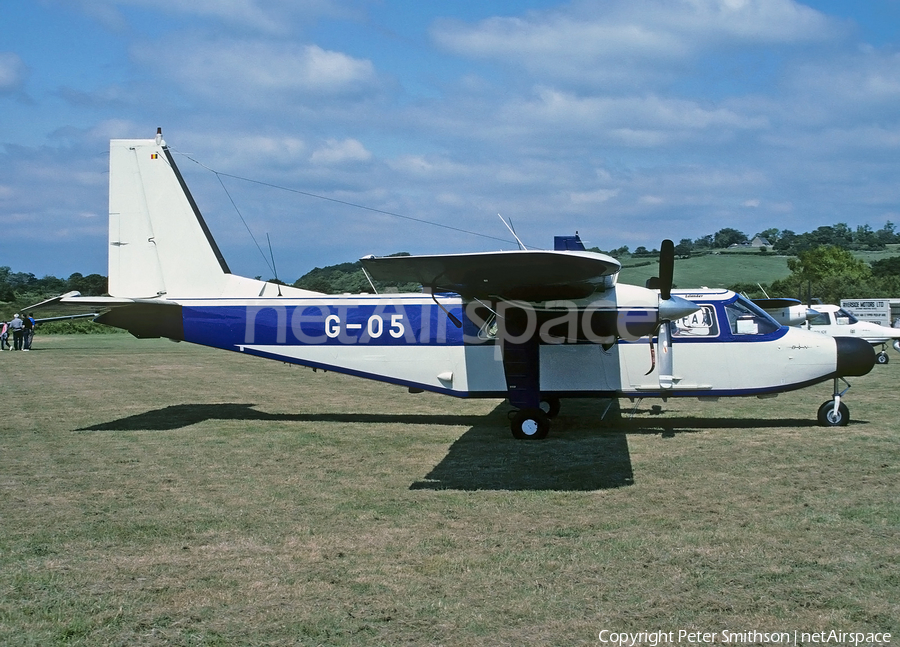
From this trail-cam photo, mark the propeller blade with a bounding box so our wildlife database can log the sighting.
[654,240,686,389]
[659,239,674,300]
[658,321,674,389]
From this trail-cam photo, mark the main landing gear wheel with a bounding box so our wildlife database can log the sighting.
[511,408,550,440]
[817,400,849,427]
[539,396,561,418]
[876,351,889,365]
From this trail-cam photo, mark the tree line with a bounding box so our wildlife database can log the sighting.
[0,267,107,303]
[738,246,900,305]
[0,267,111,334]
[596,222,900,258]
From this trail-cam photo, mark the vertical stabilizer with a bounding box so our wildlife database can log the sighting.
[108,130,322,299]
[109,132,232,298]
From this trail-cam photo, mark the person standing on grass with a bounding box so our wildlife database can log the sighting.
[23,314,35,351]
[0,320,8,350]
[9,314,24,351]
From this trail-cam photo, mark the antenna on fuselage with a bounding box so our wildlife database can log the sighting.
[266,233,282,297]
[498,214,526,250]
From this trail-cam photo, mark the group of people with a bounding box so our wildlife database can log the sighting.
[0,314,36,351]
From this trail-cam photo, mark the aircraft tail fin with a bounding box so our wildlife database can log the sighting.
[108,129,317,299]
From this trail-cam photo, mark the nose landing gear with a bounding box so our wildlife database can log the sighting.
[817,377,851,427]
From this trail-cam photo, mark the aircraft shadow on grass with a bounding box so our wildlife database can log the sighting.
[409,423,635,491]
[77,402,632,491]
[77,400,830,492]
[77,403,491,432]
[408,401,824,491]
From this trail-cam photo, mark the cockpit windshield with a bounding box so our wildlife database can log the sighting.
[724,296,781,336]
[835,308,859,325]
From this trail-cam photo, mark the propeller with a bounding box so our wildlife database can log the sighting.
[645,239,698,389]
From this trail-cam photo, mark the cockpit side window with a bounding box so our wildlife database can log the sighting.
[673,304,719,337]
[808,312,832,326]
[724,298,780,336]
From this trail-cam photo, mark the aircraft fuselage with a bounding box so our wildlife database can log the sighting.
[128,288,856,402]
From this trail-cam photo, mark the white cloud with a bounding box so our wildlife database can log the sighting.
[132,38,379,106]
[569,188,619,204]
[310,138,372,165]
[387,155,472,179]
[431,0,837,86]
[783,49,900,122]
[0,52,27,92]
[73,0,354,34]
[493,88,768,146]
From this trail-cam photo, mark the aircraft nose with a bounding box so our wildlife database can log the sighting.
[835,336,876,377]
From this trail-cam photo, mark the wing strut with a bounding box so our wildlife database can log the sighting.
[430,292,462,328]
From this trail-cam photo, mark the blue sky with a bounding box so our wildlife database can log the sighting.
[2,0,899,282]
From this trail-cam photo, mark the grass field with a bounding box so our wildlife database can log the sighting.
[1,335,898,646]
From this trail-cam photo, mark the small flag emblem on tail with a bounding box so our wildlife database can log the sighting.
[150,153,159,159]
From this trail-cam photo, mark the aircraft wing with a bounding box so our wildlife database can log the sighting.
[752,298,802,310]
[360,249,620,301]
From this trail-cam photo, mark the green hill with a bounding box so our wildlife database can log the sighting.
[619,251,791,291]
[619,245,900,293]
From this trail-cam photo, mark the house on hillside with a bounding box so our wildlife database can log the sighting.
[749,236,771,248]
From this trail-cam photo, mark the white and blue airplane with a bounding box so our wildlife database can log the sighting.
[36,130,876,436]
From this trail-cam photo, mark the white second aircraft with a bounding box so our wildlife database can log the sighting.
[32,131,877,436]
[802,304,900,365]
[756,299,900,365]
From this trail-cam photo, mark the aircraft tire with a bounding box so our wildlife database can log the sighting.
[539,396,561,418]
[511,408,550,440]
[876,351,889,365]
[817,400,849,427]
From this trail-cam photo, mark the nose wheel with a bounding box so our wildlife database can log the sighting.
[817,400,849,426]
[817,377,851,426]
